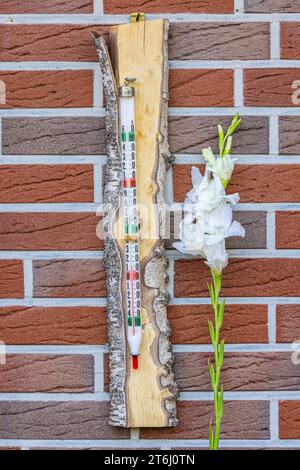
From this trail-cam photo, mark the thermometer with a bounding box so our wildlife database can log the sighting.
[119,78,142,370]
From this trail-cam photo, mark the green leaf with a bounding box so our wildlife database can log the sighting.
[208,283,215,304]
[227,119,241,137]
[208,320,216,346]
[217,300,226,329]
[209,421,214,450]
[218,339,225,367]
[224,135,233,154]
[208,359,216,386]
[218,386,224,418]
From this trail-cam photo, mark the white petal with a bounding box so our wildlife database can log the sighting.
[225,220,245,239]
[224,192,240,205]
[205,234,225,245]
[191,166,202,188]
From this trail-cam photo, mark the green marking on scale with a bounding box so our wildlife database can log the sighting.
[135,317,141,327]
[129,132,135,142]
[125,224,129,234]
[121,132,127,142]
[132,224,138,234]
[128,317,132,326]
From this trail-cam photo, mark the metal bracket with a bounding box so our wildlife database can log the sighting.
[130,12,145,22]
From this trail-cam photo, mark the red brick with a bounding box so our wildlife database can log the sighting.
[276,212,300,249]
[33,259,106,298]
[0,165,94,203]
[0,355,93,393]
[141,401,269,439]
[280,402,300,439]
[2,117,106,155]
[0,306,107,345]
[280,117,300,154]
[0,25,109,62]
[0,213,102,251]
[0,71,93,109]
[245,0,300,13]
[277,305,300,343]
[174,258,300,298]
[169,116,269,155]
[0,0,93,14]
[169,23,270,60]
[0,261,23,298]
[173,164,300,203]
[169,70,233,107]
[244,69,300,107]
[175,352,300,391]
[0,401,129,439]
[169,304,268,344]
[281,23,300,59]
[104,0,234,14]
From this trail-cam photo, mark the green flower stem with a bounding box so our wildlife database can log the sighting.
[208,271,225,451]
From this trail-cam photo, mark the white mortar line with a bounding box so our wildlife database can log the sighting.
[23,260,33,299]
[234,203,300,211]
[130,428,140,440]
[93,0,103,14]
[0,392,109,401]
[169,107,300,116]
[170,297,300,306]
[0,155,107,164]
[168,248,300,258]
[167,259,174,298]
[0,439,299,449]
[0,202,299,212]
[267,211,276,251]
[0,62,98,71]
[180,392,300,401]
[0,252,104,260]
[174,154,300,164]
[234,68,244,107]
[93,164,103,203]
[270,400,279,441]
[0,107,300,118]
[1,249,300,261]
[0,118,2,156]
[173,344,294,352]
[2,13,300,23]
[93,66,103,108]
[268,304,277,344]
[0,59,299,70]
[4,345,108,353]
[234,0,244,13]
[269,115,279,155]
[170,59,300,69]
[6,153,300,165]
[165,166,174,206]
[0,203,100,212]
[2,59,300,70]
[0,108,105,117]
[0,298,107,307]
[270,22,281,60]
[93,352,104,393]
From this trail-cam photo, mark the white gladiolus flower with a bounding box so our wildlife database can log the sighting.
[202,146,238,186]
[173,167,245,275]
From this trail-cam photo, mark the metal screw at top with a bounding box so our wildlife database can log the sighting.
[124,77,137,86]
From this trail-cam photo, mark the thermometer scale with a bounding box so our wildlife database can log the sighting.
[119,77,142,370]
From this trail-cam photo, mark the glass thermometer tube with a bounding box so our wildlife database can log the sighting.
[119,78,142,370]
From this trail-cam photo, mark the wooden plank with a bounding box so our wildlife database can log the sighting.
[95,18,177,428]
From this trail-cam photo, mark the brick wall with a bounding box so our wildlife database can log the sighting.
[0,0,299,451]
